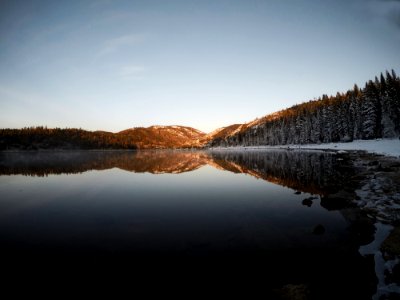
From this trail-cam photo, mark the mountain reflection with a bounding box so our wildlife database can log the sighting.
[0,150,352,196]
[0,151,208,176]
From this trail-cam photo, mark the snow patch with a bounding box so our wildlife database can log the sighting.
[354,171,400,222]
[359,223,400,300]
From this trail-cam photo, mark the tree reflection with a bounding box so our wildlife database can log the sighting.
[0,150,353,196]
[209,150,353,196]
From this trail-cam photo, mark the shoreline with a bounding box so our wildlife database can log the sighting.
[2,138,400,158]
[207,138,400,158]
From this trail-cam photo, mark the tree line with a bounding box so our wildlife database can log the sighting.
[209,70,400,147]
[0,127,137,150]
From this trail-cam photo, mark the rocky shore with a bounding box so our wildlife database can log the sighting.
[275,150,400,300]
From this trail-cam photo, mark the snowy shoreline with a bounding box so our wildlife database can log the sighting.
[208,138,400,158]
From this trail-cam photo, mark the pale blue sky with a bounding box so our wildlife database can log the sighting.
[1,0,399,133]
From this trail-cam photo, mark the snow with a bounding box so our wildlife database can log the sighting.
[359,223,400,300]
[291,139,400,157]
[210,138,400,158]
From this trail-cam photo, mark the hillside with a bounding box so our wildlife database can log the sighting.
[208,70,400,147]
[117,125,205,149]
[199,124,243,147]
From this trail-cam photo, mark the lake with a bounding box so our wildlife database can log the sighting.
[0,150,378,298]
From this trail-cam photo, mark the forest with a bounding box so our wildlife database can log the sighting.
[0,127,137,150]
[209,70,400,147]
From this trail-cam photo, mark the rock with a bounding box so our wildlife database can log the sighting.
[302,198,313,207]
[381,226,400,257]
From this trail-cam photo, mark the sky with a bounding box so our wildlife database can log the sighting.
[0,0,399,133]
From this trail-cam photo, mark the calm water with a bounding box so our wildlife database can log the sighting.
[0,150,377,298]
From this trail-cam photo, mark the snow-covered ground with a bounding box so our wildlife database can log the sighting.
[359,223,400,300]
[210,138,400,158]
[289,139,400,157]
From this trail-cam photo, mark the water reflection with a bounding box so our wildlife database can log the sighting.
[0,151,208,176]
[209,150,354,195]
[0,150,353,196]
[0,150,378,298]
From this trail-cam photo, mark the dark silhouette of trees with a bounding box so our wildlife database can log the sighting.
[0,127,137,150]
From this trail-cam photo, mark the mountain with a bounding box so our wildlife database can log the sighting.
[117,125,205,149]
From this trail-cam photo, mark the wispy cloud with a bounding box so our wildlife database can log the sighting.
[96,34,144,57]
[118,65,146,80]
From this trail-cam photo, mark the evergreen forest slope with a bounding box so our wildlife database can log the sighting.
[208,70,400,147]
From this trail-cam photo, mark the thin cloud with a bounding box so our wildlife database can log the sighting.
[118,65,146,80]
[96,34,144,57]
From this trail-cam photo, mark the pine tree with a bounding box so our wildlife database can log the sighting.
[350,85,363,139]
[380,73,396,137]
[361,81,380,139]
[310,110,322,144]
[384,70,400,136]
